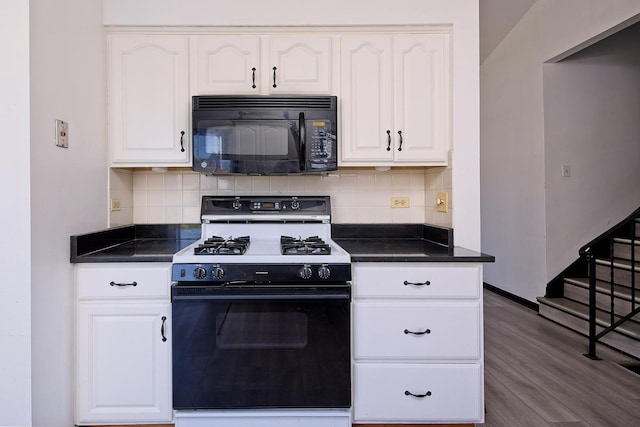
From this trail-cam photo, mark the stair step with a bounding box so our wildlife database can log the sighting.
[595,258,640,286]
[538,297,640,358]
[564,277,640,308]
[613,238,640,262]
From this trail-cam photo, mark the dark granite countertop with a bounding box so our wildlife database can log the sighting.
[70,224,200,263]
[332,224,495,263]
[70,223,494,264]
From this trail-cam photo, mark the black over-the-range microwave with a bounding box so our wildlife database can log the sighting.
[192,95,338,175]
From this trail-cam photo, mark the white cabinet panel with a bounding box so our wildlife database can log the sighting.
[77,263,171,300]
[267,35,334,94]
[354,301,481,359]
[191,36,261,94]
[192,35,335,95]
[354,364,482,422]
[340,32,450,166]
[353,263,481,299]
[109,34,190,165]
[76,303,172,424]
[340,36,394,162]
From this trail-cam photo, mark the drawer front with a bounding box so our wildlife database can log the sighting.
[353,363,483,422]
[353,264,481,299]
[77,264,171,299]
[353,301,481,359]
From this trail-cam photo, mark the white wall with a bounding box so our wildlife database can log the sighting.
[543,23,640,278]
[29,0,107,426]
[104,0,481,250]
[481,0,640,302]
[0,1,32,426]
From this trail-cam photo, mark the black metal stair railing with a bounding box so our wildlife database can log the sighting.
[579,207,640,360]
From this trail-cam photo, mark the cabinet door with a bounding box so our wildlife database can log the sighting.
[393,34,449,164]
[76,303,172,424]
[267,36,334,94]
[192,35,261,94]
[340,36,394,163]
[109,34,190,165]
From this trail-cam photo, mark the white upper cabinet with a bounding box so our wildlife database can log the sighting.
[340,33,450,166]
[108,34,191,166]
[191,36,261,94]
[192,35,335,95]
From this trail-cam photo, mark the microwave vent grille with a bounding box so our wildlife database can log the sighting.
[194,96,335,111]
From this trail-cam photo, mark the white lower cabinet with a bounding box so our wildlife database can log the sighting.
[75,263,172,425]
[352,262,484,424]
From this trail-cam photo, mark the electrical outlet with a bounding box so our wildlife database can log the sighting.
[436,192,449,213]
[110,198,121,212]
[391,197,410,208]
[55,119,69,148]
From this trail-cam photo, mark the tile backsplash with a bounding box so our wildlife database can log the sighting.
[109,168,453,227]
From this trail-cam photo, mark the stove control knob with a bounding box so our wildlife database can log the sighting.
[193,267,207,280]
[318,265,331,280]
[212,266,225,279]
[291,200,300,210]
[232,200,242,210]
[299,265,313,280]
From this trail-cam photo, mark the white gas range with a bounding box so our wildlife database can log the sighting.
[170,196,352,427]
[171,195,351,285]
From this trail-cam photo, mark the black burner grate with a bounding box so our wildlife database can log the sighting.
[194,236,250,255]
[280,236,331,255]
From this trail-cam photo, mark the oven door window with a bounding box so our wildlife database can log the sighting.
[194,120,301,174]
[172,292,350,410]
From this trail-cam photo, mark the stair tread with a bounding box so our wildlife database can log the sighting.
[537,296,640,338]
[595,258,640,271]
[564,277,640,302]
[613,237,640,246]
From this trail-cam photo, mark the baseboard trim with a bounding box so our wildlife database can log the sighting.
[484,282,539,311]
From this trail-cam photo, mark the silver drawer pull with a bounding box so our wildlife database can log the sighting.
[109,281,137,287]
[404,328,431,335]
[405,390,432,398]
[403,280,431,287]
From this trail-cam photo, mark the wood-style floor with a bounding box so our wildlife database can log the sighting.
[480,288,640,427]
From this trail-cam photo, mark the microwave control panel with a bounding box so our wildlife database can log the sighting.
[308,120,336,169]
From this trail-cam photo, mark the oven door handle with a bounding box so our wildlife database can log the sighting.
[172,292,350,301]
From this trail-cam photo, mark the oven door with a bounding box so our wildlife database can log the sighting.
[171,285,351,409]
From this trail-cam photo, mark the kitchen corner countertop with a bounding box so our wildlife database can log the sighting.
[70,223,494,263]
[332,224,495,263]
[70,224,201,263]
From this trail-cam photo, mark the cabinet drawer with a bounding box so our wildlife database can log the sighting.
[353,363,482,422]
[76,264,170,300]
[353,301,480,359]
[353,264,480,299]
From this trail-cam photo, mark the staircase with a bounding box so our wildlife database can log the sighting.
[538,214,640,359]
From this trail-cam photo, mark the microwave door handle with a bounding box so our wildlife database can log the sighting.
[299,112,306,171]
